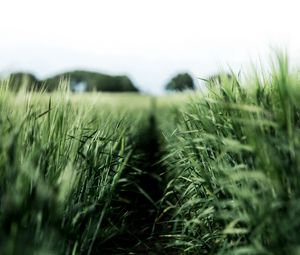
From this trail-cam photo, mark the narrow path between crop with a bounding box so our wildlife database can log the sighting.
[93,98,173,254]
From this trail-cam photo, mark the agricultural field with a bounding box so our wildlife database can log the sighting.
[1,55,300,254]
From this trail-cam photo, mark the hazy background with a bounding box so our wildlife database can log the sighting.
[1,0,300,93]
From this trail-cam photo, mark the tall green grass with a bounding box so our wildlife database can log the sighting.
[2,53,300,254]
[159,53,300,254]
[0,83,150,254]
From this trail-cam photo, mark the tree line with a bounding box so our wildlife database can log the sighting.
[3,70,231,92]
[5,71,139,92]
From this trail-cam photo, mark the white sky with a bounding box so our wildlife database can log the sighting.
[1,0,300,93]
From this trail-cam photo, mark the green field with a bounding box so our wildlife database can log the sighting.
[1,55,300,254]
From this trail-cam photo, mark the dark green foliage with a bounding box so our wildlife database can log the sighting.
[8,72,42,91]
[44,71,139,92]
[3,71,139,92]
[166,73,195,91]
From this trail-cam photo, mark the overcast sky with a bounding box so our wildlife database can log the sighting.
[1,0,300,93]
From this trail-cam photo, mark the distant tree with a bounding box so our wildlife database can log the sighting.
[4,70,139,92]
[8,72,41,91]
[115,76,138,92]
[43,71,139,92]
[166,73,194,91]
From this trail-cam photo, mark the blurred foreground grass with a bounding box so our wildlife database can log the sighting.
[0,86,151,254]
[160,53,300,254]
